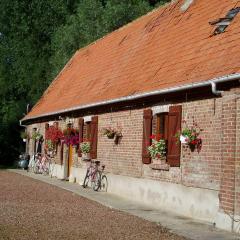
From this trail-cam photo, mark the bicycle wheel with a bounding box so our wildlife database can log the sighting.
[101,175,108,192]
[83,174,90,188]
[42,163,49,175]
[93,171,101,191]
[33,162,39,174]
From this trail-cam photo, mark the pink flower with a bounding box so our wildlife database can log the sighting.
[150,135,156,140]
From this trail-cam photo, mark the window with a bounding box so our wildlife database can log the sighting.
[78,116,98,159]
[154,113,168,140]
[210,7,240,35]
[142,106,182,167]
[84,122,91,141]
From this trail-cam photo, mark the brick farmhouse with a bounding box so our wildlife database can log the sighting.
[21,0,240,233]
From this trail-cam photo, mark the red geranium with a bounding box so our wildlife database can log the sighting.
[45,126,64,143]
[150,134,161,141]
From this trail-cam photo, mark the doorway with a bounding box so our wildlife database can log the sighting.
[67,145,73,177]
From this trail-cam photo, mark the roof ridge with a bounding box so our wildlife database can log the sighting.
[75,0,177,54]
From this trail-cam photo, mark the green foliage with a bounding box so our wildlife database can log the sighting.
[0,0,170,165]
[80,141,91,154]
[0,0,76,164]
[20,131,28,140]
[148,139,166,159]
[31,131,43,141]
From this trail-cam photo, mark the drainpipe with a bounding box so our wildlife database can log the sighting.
[210,82,224,96]
[19,120,25,127]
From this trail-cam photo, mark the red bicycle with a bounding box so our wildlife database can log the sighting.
[82,160,108,191]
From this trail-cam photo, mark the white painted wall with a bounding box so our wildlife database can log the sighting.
[51,163,65,179]
[51,164,238,233]
[107,173,219,223]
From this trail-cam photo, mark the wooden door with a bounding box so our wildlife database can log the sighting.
[68,145,73,177]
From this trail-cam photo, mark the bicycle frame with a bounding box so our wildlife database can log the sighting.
[87,160,99,182]
[83,160,107,191]
[28,153,52,175]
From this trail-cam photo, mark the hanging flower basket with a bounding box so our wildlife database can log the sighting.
[102,126,123,144]
[45,126,64,156]
[62,127,79,146]
[45,126,64,144]
[102,127,116,139]
[176,119,203,153]
[180,135,188,144]
[20,131,29,142]
[31,131,43,141]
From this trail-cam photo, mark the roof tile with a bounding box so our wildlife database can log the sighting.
[24,0,240,120]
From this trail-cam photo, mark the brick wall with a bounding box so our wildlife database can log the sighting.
[97,109,143,177]
[25,98,227,190]
[26,121,73,166]
[235,96,240,216]
[181,99,223,190]
[143,98,223,189]
[25,87,240,216]
[219,93,236,214]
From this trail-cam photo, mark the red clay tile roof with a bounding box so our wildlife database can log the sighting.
[24,0,240,121]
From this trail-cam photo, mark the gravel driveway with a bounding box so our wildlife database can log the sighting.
[0,170,186,240]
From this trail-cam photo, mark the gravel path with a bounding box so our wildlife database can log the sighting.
[0,170,187,240]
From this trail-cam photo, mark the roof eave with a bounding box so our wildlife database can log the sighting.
[21,73,240,125]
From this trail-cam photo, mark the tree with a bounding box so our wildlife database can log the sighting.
[0,0,77,165]
[0,0,171,165]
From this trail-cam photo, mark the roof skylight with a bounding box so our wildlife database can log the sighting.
[209,7,240,35]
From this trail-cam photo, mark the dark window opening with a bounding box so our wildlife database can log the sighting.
[86,122,91,141]
[156,113,168,140]
[83,121,91,141]
[152,113,169,159]
[209,7,240,35]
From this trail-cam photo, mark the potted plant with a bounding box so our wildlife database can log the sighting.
[20,131,28,142]
[63,127,79,146]
[80,141,91,160]
[31,131,43,141]
[148,135,166,164]
[45,125,64,156]
[177,119,203,152]
[45,139,55,157]
[45,126,63,144]
[102,127,116,139]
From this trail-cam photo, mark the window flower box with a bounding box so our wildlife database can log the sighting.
[148,135,166,161]
[80,141,91,160]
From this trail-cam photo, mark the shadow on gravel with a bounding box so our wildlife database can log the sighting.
[0,164,18,170]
